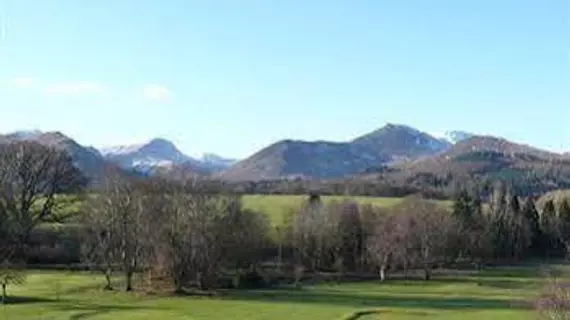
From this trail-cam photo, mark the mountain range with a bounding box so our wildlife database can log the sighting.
[1,125,568,190]
[223,124,456,181]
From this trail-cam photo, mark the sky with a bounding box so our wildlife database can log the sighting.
[0,0,569,159]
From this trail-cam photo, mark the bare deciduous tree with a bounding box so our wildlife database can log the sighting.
[411,200,455,280]
[536,277,570,320]
[81,168,146,291]
[366,212,398,281]
[367,196,456,281]
[81,199,116,290]
[220,201,270,286]
[141,180,268,292]
[0,261,25,304]
[292,196,328,271]
[0,141,84,260]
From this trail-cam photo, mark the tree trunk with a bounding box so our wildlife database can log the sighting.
[173,274,183,294]
[196,272,203,291]
[379,265,386,282]
[423,265,431,281]
[2,283,6,304]
[277,243,282,271]
[104,267,113,290]
[125,271,133,292]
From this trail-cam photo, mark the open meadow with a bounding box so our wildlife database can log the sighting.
[1,264,557,320]
[241,195,449,225]
[52,194,440,225]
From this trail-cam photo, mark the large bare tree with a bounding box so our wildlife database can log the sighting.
[366,212,399,281]
[391,197,456,280]
[292,196,329,271]
[410,199,455,280]
[138,179,268,292]
[0,141,84,260]
[81,168,146,291]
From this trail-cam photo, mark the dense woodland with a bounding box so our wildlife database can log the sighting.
[223,160,570,199]
[2,140,570,303]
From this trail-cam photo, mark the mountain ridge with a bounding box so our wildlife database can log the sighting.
[2,125,567,184]
[0,131,118,183]
[222,124,453,181]
[361,135,570,195]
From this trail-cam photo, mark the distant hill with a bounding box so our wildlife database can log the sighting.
[366,135,570,195]
[222,139,391,181]
[223,124,450,181]
[200,153,238,171]
[151,161,214,181]
[0,131,115,183]
[351,123,451,160]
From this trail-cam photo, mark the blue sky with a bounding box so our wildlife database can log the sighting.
[0,0,568,158]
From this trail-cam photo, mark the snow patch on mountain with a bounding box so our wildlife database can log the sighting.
[434,131,474,144]
[7,130,44,140]
[100,139,237,173]
[100,143,145,156]
[101,138,195,172]
[200,153,237,169]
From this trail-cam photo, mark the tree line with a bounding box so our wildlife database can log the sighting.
[79,177,570,292]
[3,140,570,297]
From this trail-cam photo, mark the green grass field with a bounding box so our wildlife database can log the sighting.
[1,264,557,319]
[49,194,447,226]
[242,195,421,225]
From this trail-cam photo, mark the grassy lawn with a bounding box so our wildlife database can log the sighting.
[1,264,556,319]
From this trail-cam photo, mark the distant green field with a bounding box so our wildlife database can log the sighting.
[46,194,447,226]
[1,264,555,319]
[242,195,449,225]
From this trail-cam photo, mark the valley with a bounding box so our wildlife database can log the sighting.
[2,1,566,319]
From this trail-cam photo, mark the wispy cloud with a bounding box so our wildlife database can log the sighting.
[5,77,172,102]
[11,77,34,87]
[43,81,106,95]
[142,84,172,101]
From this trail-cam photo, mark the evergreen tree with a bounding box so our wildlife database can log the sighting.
[521,198,542,256]
[557,200,570,256]
[487,186,531,261]
[506,193,520,215]
[452,189,474,225]
[451,189,486,263]
[507,193,531,260]
[488,183,510,261]
[541,199,561,258]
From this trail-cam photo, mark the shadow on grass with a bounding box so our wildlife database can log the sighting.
[341,309,432,320]
[390,276,542,290]
[53,303,157,320]
[61,283,112,295]
[288,265,552,289]
[2,294,159,320]
[223,289,530,311]
[1,296,58,304]
[471,266,560,279]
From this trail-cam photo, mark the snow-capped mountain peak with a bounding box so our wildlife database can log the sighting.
[101,138,193,171]
[99,139,237,174]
